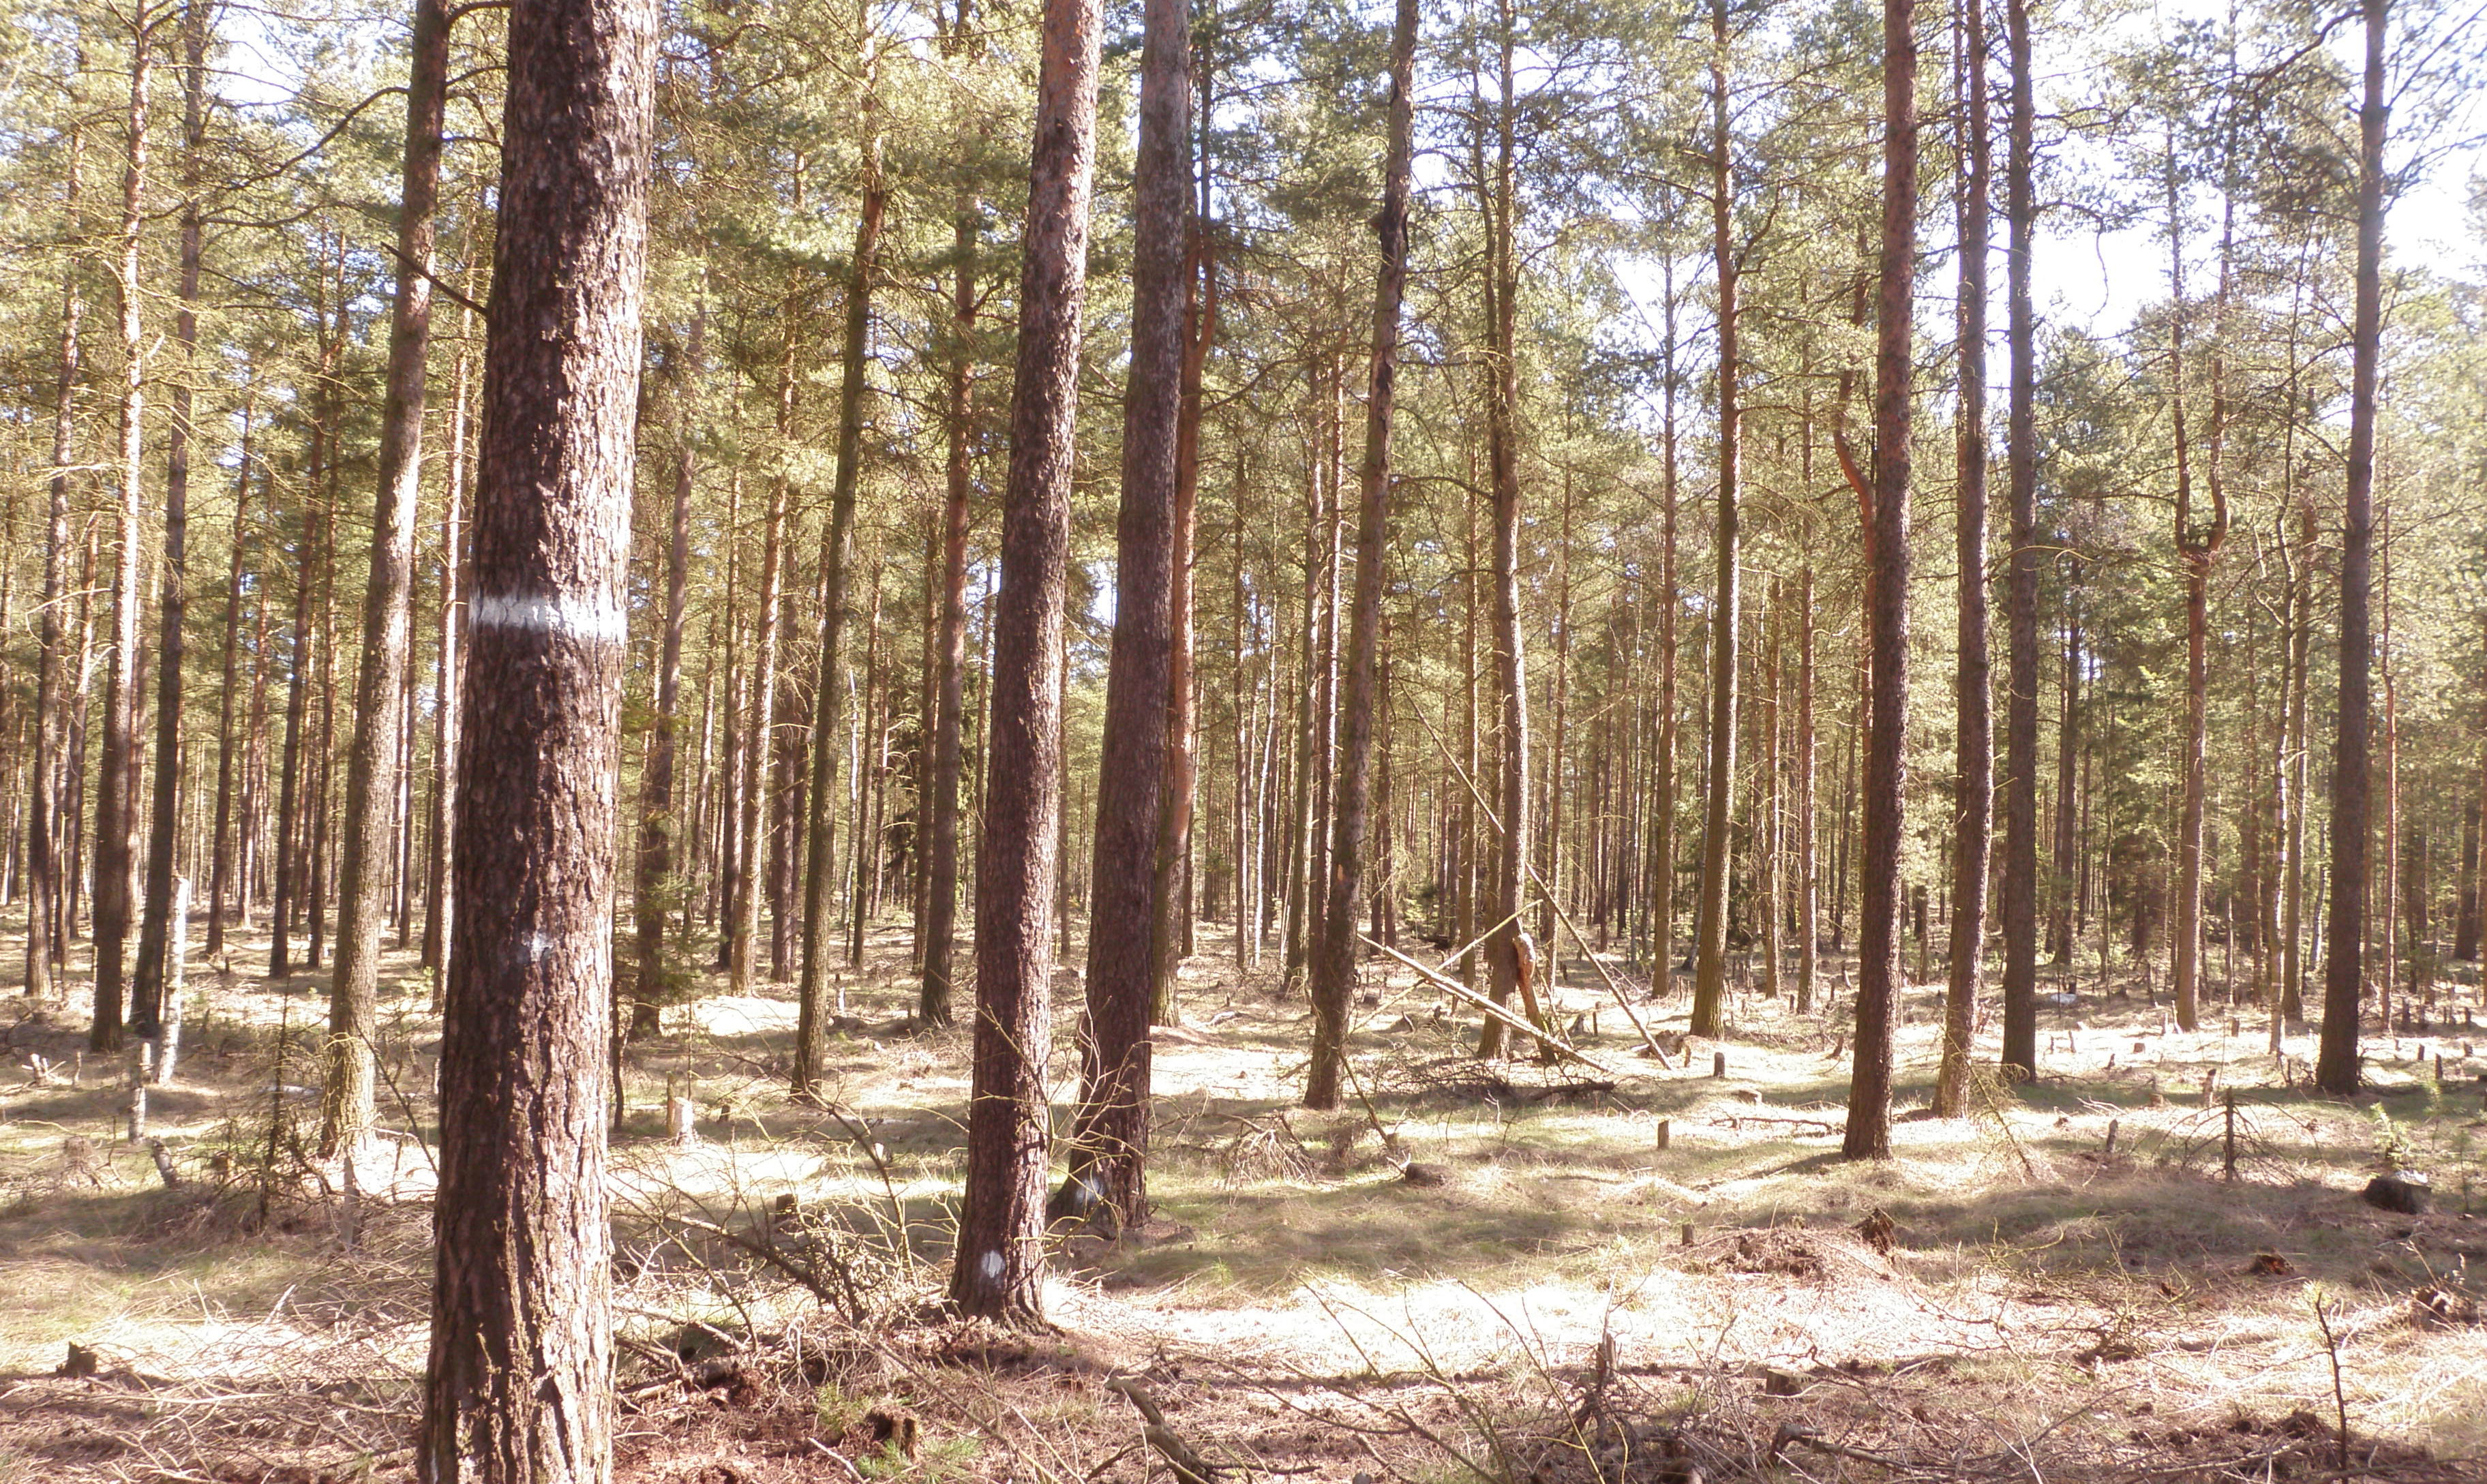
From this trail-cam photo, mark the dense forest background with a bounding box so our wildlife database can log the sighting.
[3,0,2482,1089]
[5,0,2487,1474]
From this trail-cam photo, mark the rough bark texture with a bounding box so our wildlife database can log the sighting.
[1996,0,2039,1077]
[1061,0,1186,1224]
[950,0,1099,1325]
[1845,0,1916,1162]
[327,0,449,1153]
[414,0,657,1466]
[2317,0,2385,1096]
[1938,0,1991,1119]
[1307,0,1415,1111]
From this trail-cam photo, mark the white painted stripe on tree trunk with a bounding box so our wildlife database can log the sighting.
[471,592,626,643]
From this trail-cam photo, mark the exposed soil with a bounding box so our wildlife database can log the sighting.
[1,913,2483,1483]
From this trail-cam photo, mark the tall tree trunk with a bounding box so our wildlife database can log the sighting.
[2165,132,2229,1038]
[132,0,209,1061]
[1995,0,2040,1076]
[27,97,84,1001]
[423,325,473,975]
[272,257,342,980]
[632,301,703,1041]
[1476,0,1539,1061]
[1150,57,1217,1028]
[2317,0,2385,1096]
[91,7,153,1055]
[1938,0,1991,1117]
[732,311,798,995]
[1844,0,1916,1161]
[1690,0,1738,1041]
[795,90,888,1096]
[1795,564,1817,1011]
[414,0,657,1462]
[1307,0,1415,1111]
[919,192,977,1027]
[1059,0,1186,1225]
[1651,256,1679,1003]
[206,406,252,960]
[950,0,1099,1326]
[2281,500,2312,1025]
[2464,618,2486,963]
[327,0,451,1154]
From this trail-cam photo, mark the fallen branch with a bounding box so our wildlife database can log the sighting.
[1361,937,1629,1082]
[1106,1378,1222,1484]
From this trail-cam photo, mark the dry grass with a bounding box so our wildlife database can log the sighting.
[0,911,2482,1482]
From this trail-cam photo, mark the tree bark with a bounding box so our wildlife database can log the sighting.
[414,0,657,1464]
[424,325,473,977]
[91,7,153,1055]
[919,121,980,1027]
[1651,256,1680,1003]
[1307,0,1415,1111]
[1690,0,1738,1041]
[1995,0,2040,1077]
[1475,0,1539,1061]
[950,0,1099,1326]
[2316,0,2385,1096]
[207,407,253,961]
[1060,0,1187,1224]
[795,93,888,1096]
[132,0,209,1061]
[1149,57,1217,1028]
[27,96,84,1001]
[1845,0,1916,1161]
[1937,0,1991,1117]
[326,0,451,1154]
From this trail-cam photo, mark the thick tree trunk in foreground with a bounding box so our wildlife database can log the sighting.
[951,0,1100,1325]
[414,0,657,1466]
[1690,0,1738,1042]
[2317,0,2385,1097]
[1937,0,1991,1119]
[1307,0,1415,1111]
[1061,0,1187,1224]
[327,0,451,1154]
[1845,0,1916,1161]
[1995,0,2039,1077]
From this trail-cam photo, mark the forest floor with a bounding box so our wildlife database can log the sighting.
[0,912,2484,1484]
